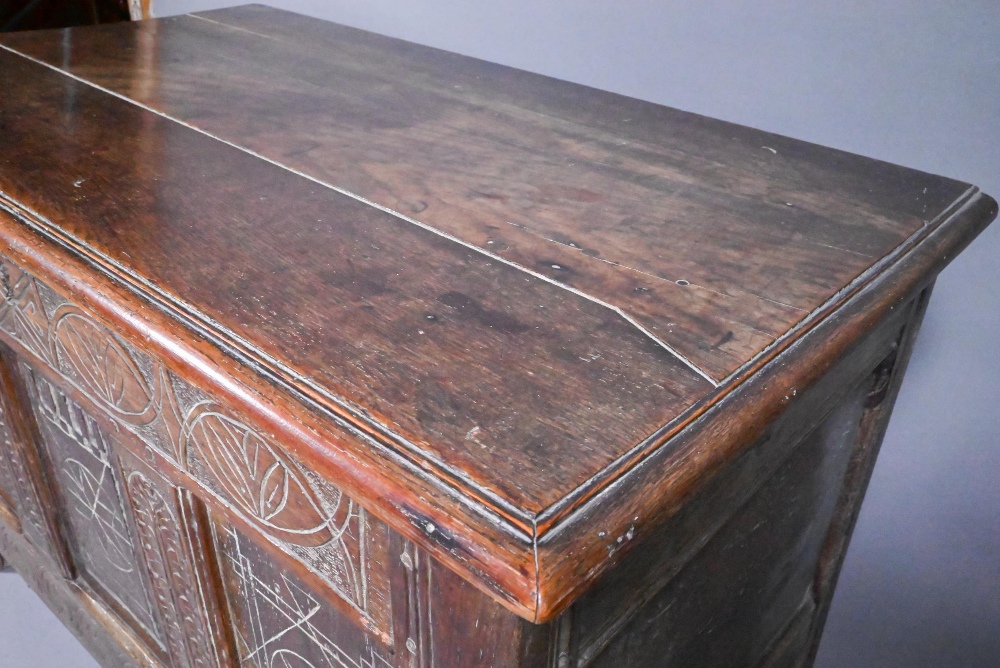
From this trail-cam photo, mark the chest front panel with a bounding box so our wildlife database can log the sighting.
[0,255,403,665]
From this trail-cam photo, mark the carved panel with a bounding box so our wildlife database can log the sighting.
[122,456,230,668]
[214,520,398,668]
[0,397,20,517]
[23,369,164,647]
[0,391,46,540]
[0,348,71,574]
[0,262,187,463]
[184,404,385,634]
[0,254,392,638]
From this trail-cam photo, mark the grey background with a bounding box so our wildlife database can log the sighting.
[1,1,997,666]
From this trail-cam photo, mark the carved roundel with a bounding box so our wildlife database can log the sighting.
[50,305,157,424]
[183,405,337,547]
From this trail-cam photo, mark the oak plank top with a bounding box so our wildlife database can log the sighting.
[0,4,994,621]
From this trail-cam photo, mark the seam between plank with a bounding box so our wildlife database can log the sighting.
[0,42,719,388]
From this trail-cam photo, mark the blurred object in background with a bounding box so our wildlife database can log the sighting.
[0,0,147,33]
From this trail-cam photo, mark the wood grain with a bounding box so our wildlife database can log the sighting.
[0,49,711,518]
[0,343,75,578]
[0,7,994,626]
[0,6,976,380]
[565,293,911,664]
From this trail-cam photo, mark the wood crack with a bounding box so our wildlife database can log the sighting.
[0,192,535,539]
[0,42,720,388]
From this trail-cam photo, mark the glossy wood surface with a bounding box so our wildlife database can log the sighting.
[0,6,995,624]
[0,5,974,379]
[0,46,711,518]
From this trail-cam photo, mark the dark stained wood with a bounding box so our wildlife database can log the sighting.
[22,362,170,653]
[0,252,401,640]
[0,214,544,619]
[564,293,914,664]
[588,385,867,668]
[0,240,945,668]
[0,48,712,519]
[115,446,235,668]
[0,388,21,524]
[801,285,935,665]
[0,7,995,665]
[211,519,394,668]
[423,543,553,668]
[0,7,995,622]
[0,251,557,666]
[531,191,994,620]
[560,290,925,666]
[0,6,976,383]
[0,342,75,578]
[754,596,817,668]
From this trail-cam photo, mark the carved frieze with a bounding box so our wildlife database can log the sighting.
[0,255,391,637]
[51,305,158,423]
[184,406,336,546]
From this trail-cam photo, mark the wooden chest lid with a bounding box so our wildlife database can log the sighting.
[0,4,994,621]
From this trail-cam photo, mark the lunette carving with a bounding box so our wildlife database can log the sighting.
[0,255,389,635]
[52,305,158,423]
[184,407,334,545]
[184,404,369,615]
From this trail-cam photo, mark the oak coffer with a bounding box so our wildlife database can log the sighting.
[0,5,994,668]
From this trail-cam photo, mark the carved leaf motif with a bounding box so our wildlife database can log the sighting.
[0,257,385,631]
[154,366,186,462]
[185,408,334,547]
[51,309,155,421]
